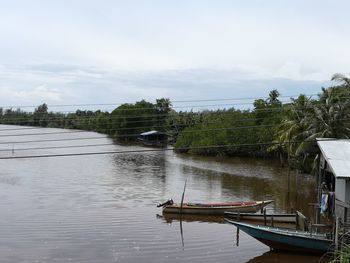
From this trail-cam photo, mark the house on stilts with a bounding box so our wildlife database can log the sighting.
[138,130,168,147]
[317,139,350,247]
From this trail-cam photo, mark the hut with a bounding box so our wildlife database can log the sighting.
[138,130,168,147]
[317,139,350,229]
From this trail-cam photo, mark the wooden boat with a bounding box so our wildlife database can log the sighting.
[225,220,333,254]
[224,211,297,223]
[160,200,274,215]
[157,213,226,224]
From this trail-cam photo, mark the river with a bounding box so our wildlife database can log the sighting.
[0,125,328,262]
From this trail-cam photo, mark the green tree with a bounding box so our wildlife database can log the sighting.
[331,73,350,87]
[33,103,48,127]
[306,87,350,140]
[271,95,314,168]
[155,98,172,132]
[110,100,158,142]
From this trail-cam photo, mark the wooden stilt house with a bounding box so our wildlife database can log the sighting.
[138,130,168,147]
[317,139,350,227]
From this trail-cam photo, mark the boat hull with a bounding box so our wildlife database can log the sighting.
[226,220,332,254]
[224,211,297,223]
[163,200,273,215]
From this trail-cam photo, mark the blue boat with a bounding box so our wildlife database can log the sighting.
[226,220,333,254]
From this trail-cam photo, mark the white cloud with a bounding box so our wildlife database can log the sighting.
[1,1,349,77]
[0,85,63,105]
[0,1,347,108]
[14,85,63,102]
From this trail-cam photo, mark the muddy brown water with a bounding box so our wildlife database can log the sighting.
[0,125,329,262]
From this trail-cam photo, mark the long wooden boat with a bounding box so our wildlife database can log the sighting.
[224,211,297,223]
[226,220,332,254]
[160,200,273,215]
[158,213,225,224]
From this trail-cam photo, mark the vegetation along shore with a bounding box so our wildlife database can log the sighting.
[1,73,349,172]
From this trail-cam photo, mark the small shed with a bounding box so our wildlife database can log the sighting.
[317,139,350,225]
[138,130,168,147]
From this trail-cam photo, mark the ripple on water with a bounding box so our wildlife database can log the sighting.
[0,126,323,263]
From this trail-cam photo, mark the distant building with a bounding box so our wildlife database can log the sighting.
[138,130,168,147]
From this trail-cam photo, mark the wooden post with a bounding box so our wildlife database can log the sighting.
[271,216,274,227]
[180,180,187,214]
[296,212,299,230]
[264,208,267,226]
[335,217,339,251]
[309,223,312,236]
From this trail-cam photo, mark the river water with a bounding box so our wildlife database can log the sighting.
[0,125,328,262]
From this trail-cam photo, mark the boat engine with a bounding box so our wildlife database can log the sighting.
[157,199,174,207]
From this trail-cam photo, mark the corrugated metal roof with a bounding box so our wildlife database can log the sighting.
[317,139,350,178]
[140,130,164,136]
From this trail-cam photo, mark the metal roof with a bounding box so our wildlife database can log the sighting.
[140,130,165,136]
[317,139,350,178]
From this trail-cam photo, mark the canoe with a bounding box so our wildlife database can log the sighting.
[226,220,332,254]
[224,211,297,223]
[161,200,274,215]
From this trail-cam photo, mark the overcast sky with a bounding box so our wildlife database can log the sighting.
[0,0,349,111]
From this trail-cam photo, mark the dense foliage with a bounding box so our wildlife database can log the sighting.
[1,74,350,171]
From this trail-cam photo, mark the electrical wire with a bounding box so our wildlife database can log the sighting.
[0,143,115,152]
[0,139,335,160]
[0,130,88,137]
[0,136,108,145]
[0,121,275,137]
[0,93,319,109]
[0,124,277,143]
[0,103,329,125]
[0,113,349,139]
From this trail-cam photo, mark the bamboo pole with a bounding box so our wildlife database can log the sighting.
[180,179,187,214]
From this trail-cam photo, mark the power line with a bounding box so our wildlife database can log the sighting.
[0,143,115,152]
[0,93,319,109]
[1,117,348,150]
[0,120,317,143]
[0,124,275,143]
[0,93,328,115]
[0,126,42,132]
[0,139,326,160]
[0,112,281,130]
[1,114,350,139]
[0,103,326,125]
[0,130,88,137]
[0,136,108,145]
[169,94,319,103]
[0,118,266,137]
[0,101,288,114]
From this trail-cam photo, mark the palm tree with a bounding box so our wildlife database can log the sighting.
[155,98,172,132]
[267,89,281,105]
[305,87,350,140]
[272,95,314,167]
[331,73,350,87]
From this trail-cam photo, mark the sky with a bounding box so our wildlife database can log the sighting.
[0,0,349,111]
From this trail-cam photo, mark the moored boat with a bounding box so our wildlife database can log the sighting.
[226,220,332,254]
[159,200,273,215]
[224,211,297,223]
[157,213,225,224]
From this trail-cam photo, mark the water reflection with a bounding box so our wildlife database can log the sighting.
[162,153,318,218]
[248,251,329,263]
[0,125,325,262]
[157,213,226,224]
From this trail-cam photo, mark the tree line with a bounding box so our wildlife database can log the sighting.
[1,74,349,171]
